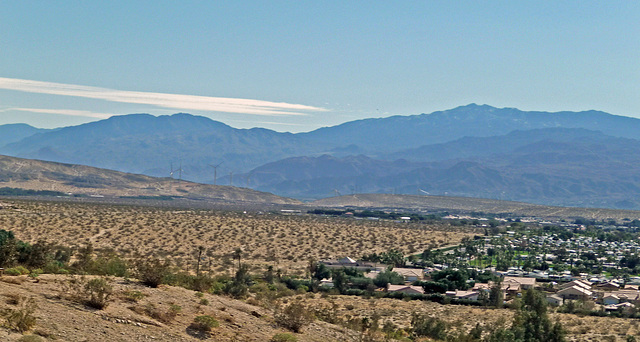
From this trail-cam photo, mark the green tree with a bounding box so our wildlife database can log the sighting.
[0,230,18,267]
[26,240,53,268]
[225,263,252,298]
[331,268,348,294]
[380,249,405,267]
[431,269,469,290]
[512,289,565,342]
[489,279,504,308]
[312,262,331,281]
[486,289,566,342]
[373,270,404,287]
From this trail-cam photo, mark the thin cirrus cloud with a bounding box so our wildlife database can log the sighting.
[1,107,113,119]
[0,77,326,116]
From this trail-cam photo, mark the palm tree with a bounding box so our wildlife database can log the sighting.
[233,247,243,269]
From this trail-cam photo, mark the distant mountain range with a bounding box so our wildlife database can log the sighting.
[2,104,640,209]
[248,129,640,209]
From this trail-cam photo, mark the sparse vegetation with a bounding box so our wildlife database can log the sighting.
[270,332,298,342]
[134,257,172,288]
[0,199,474,277]
[1,296,37,333]
[0,197,620,341]
[275,301,314,333]
[190,315,219,332]
[83,277,113,309]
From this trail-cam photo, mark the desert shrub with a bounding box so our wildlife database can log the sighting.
[140,303,182,323]
[2,296,37,333]
[17,335,43,342]
[199,298,209,305]
[72,243,94,272]
[169,304,182,316]
[5,268,22,276]
[6,265,30,276]
[92,255,128,277]
[190,315,219,332]
[122,290,146,302]
[28,269,42,279]
[313,301,340,324]
[270,332,298,342]
[134,257,172,288]
[42,260,65,274]
[275,301,314,333]
[410,313,448,340]
[190,275,216,292]
[84,277,113,309]
[251,282,296,304]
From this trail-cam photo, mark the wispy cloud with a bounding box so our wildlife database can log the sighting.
[1,107,113,119]
[0,77,326,116]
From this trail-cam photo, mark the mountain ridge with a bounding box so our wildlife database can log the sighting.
[0,154,299,205]
[2,104,640,209]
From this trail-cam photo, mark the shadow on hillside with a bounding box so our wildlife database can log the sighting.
[185,326,210,340]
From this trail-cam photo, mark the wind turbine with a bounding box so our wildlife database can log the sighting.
[169,162,183,179]
[176,161,184,181]
[229,171,233,186]
[208,162,223,185]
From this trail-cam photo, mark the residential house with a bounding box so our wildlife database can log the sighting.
[557,285,593,300]
[320,257,386,272]
[453,290,480,301]
[597,281,621,291]
[387,285,425,295]
[546,294,563,306]
[559,279,592,291]
[603,294,620,305]
[392,268,423,283]
[503,276,536,290]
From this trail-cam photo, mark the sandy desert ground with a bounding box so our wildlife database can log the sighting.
[0,199,476,275]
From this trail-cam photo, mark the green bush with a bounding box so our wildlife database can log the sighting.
[5,268,22,276]
[190,315,219,332]
[6,266,29,276]
[92,255,128,277]
[84,278,113,309]
[134,257,172,288]
[270,332,298,342]
[189,275,216,292]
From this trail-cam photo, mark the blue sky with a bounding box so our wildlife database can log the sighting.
[1,1,638,132]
